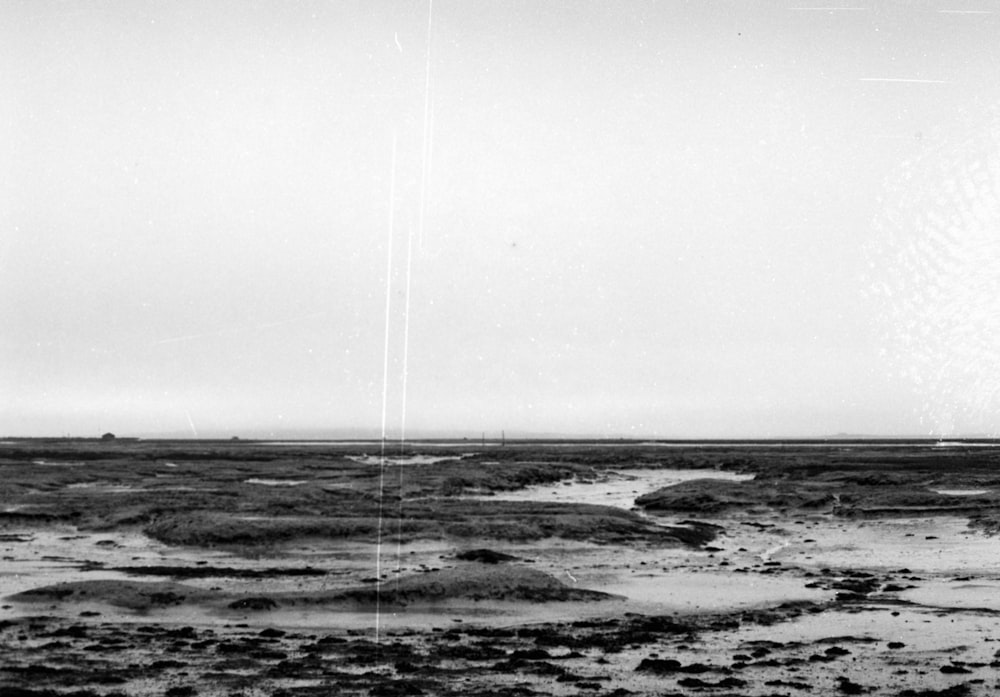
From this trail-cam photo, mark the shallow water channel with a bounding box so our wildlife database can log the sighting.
[469,467,753,510]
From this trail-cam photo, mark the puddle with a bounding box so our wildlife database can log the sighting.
[901,579,1000,610]
[66,483,145,493]
[218,598,627,632]
[347,455,468,466]
[264,441,478,448]
[595,569,830,610]
[762,516,1000,574]
[469,468,754,510]
[0,528,234,604]
[245,478,307,486]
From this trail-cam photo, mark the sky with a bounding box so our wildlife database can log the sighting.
[4,0,1000,439]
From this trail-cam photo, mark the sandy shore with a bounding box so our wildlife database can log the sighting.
[4,440,1000,695]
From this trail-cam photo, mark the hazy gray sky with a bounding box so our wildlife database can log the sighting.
[4,1,1000,438]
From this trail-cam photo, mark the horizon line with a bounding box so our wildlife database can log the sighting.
[4,434,999,443]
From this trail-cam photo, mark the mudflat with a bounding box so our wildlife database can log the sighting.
[4,439,1000,696]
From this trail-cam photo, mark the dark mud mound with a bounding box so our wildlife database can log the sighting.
[10,580,214,610]
[110,564,328,579]
[636,474,1000,518]
[636,479,834,514]
[333,565,617,605]
[142,513,382,547]
[142,499,685,548]
[658,520,723,546]
[10,566,615,612]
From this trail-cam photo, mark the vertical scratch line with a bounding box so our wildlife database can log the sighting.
[184,410,199,438]
[426,92,435,210]
[396,219,414,576]
[396,0,434,582]
[375,131,398,647]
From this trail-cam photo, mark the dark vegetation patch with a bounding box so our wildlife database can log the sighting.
[635,446,1000,519]
[11,580,215,610]
[0,440,723,548]
[12,439,1000,546]
[140,499,681,547]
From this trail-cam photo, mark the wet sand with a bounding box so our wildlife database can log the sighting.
[4,439,1000,695]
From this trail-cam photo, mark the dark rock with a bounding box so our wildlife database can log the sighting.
[369,680,425,696]
[677,677,746,689]
[940,664,972,674]
[627,615,697,635]
[228,597,277,610]
[836,592,868,602]
[49,625,88,638]
[433,643,505,661]
[899,685,971,697]
[217,642,254,654]
[832,579,880,594]
[455,549,521,564]
[635,658,682,673]
[680,662,712,673]
[165,626,197,639]
[766,680,813,690]
[149,660,187,670]
[837,677,866,694]
[882,584,910,593]
[164,688,197,697]
[491,659,565,676]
